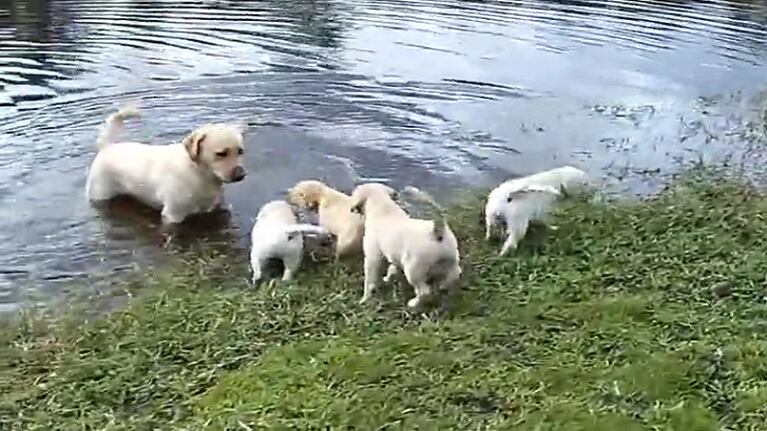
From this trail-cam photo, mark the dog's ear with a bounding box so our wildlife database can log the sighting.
[183,130,206,163]
[350,198,366,216]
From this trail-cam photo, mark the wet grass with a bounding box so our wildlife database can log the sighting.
[3,172,767,430]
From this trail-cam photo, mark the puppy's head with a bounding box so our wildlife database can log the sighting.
[287,180,328,211]
[184,123,246,183]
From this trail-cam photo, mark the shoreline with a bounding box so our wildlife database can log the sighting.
[3,172,767,429]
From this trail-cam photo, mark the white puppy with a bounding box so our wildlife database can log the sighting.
[85,104,247,224]
[350,183,461,309]
[484,166,590,255]
[287,180,363,259]
[249,200,330,285]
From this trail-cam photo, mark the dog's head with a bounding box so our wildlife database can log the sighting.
[349,183,398,215]
[184,123,247,183]
[287,180,328,211]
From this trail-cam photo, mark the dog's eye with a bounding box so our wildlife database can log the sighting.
[237,148,244,155]
[506,196,513,202]
[215,149,229,158]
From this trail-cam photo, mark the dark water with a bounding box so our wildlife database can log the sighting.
[2,0,767,312]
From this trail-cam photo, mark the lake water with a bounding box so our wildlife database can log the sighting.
[2,0,767,312]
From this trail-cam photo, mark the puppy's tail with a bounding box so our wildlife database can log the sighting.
[284,224,330,241]
[96,102,141,150]
[402,186,449,242]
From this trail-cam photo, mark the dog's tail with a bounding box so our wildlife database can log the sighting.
[402,186,448,242]
[284,224,330,241]
[96,102,141,150]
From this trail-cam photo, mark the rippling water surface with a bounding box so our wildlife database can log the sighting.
[2,0,767,311]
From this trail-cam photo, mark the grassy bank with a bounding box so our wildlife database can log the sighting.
[3,175,767,430]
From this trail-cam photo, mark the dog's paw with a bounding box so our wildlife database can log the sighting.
[548,225,560,231]
[359,295,372,305]
[407,297,421,309]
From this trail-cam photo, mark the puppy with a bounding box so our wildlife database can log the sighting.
[249,200,330,285]
[287,180,364,259]
[85,104,247,224]
[484,166,590,254]
[486,185,562,255]
[350,183,461,309]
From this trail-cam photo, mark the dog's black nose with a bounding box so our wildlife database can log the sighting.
[230,166,247,182]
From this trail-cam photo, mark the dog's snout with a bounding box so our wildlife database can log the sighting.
[230,166,247,182]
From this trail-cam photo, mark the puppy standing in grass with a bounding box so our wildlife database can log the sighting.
[484,165,591,255]
[249,200,331,285]
[287,180,364,259]
[350,183,461,309]
[85,104,247,224]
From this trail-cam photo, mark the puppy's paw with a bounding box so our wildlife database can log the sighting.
[359,295,372,305]
[548,224,560,231]
[268,279,278,288]
[407,297,421,309]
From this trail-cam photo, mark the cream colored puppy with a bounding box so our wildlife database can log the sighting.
[484,166,590,254]
[85,104,247,224]
[250,200,330,285]
[287,180,364,258]
[487,185,562,255]
[350,183,461,309]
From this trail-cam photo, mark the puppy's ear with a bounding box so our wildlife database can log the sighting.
[183,130,206,163]
[310,201,320,211]
[350,198,366,216]
[506,191,517,203]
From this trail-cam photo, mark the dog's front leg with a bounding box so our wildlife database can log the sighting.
[499,226,526,256]
[360,254,383,304]
[408,281,432,309]
[161,203,187,225]
[484,212,496,240]
[383,263,400,300]
[499,232,518,256]
[282,252,302,282]
[438,265,462,312]
[208,191,226,213]
[251,262,263,286]
[383,263,399,283]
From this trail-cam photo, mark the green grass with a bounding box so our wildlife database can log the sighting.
[4,173,767,430]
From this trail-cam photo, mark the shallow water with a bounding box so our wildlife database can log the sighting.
[2,0,767,311]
